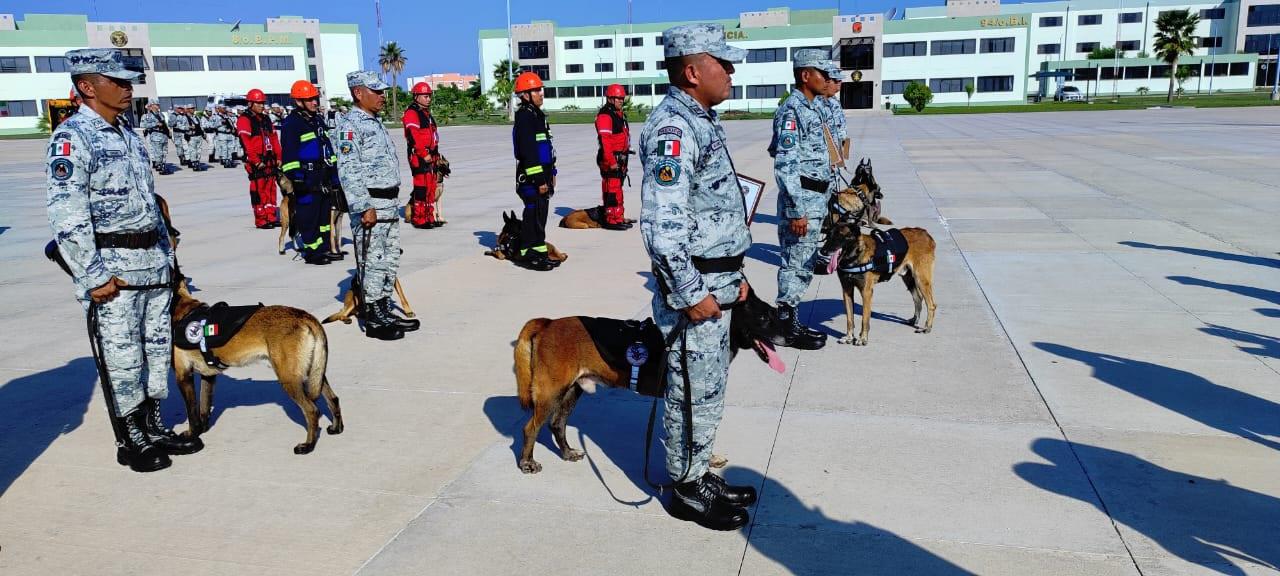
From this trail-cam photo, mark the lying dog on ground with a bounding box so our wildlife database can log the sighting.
[484,211,570,263]
[558,206,636,230]
[512,288,787,474]
[172,276,344,454]
[322,278,415,324]
[820,220,937,346]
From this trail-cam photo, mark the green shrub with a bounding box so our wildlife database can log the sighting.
[902,81,933,112]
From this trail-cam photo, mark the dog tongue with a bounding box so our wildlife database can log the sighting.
[825,248,842,275]
[755,340,786,373]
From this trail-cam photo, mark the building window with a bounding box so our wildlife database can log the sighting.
[1037,44,1060,55]
[730,86,743,99]
[1229,62,1249,76]
[259,56,295,71]
[655,60,666,70]
[928,77,971,93]
[930,39,975,56]
[976,75,1013,92]
[544,87,557,99]
[518,41,549,60]
[1124,66,1149,79]
[1074,67,1098,80]
[624,37,644,47]
[521,64,550,80]
[1199,36,1223,48]
[745,48,788,63]
[635,84,653,96]
[556,87,574,98]
[840,41,875,69]
[1078,14,1102,25]
[1117,40,1141,51]
[883,79,923,94]
[1076,42,1101,53]
[789,45,830,60]
[565,40,582,50]
[1245,33,1280,55]
[594,62,613,73]
[1248,5,1280,27]
[0,99,38,117]
[625,61,644,71]
[980,37,1015,54]
[1119,12,1143,24]
[153,56,205,72]
[881,41,924,57]
[1039,16,1063,27]
[308,64,318,84]
[208,56,256,71]
[655,36,664,45]
[306,38,316,58]
[1151,65,1171,78]
[566,64,583,74]
[34,56,70,73]
[1100,66,1120,80]
[595,38,612,49]
[576,86,594,97]
[654,83,669,93]
[0,56,32,73]
[746,84,786,99]
[1199,8,1225,20]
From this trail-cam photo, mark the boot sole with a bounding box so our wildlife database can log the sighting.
[117,449,173,472]
[668,499,749,531]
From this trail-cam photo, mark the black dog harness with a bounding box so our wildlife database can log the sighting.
[173,302,263,369]
[840,228,908,281]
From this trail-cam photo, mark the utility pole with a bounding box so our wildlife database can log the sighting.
[1112,0,1120,99]
[628,0,634,99]
[507,0,515,121]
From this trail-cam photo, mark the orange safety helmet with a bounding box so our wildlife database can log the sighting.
[246,88,267,103]
[514,71,544,93]
[412,82,433,95]
[290,80,319,99]
[605,84,626,98]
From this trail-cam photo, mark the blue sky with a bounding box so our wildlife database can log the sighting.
[5,0,939,77]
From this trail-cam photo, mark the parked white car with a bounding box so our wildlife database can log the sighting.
[1056,85,1084,102]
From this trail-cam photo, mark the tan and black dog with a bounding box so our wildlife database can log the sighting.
[512,289,787,474]
[821,220,937,346]
[558,206,638,230]
[172,278,344,454]
[485,211,570,263]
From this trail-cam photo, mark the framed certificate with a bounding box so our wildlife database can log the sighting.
[737,173,766,224]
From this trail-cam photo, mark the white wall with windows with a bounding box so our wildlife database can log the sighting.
[149,46,306,104]
[881,27,1029,105]
[1027,1,1228,73]
[0,47,82,131]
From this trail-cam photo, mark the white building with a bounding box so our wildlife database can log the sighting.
[0,13,362,134]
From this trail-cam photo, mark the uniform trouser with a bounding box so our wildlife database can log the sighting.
[186,136,205,164]
[245,166,280,227]
[295,186,333,255]
[146,134,168,166]
[409,169,438,226]
[351,203,401,301]
[83,268,173,417]
[213,135,233,162]
[600,170,625,225]
[652,274,739,483]
[516,183,549,255]
[173,135,187,160]
[776,207,826,307]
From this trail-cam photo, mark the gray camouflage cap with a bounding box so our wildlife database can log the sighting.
[64,48,142,81]
[347,70,390,91]
[662,23,747,62]
[792,48,830,71]
[824,62,844,78]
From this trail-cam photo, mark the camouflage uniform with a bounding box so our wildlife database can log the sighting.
[200,110,225,163]
[169,109,188,160]
[771,49,837,308]
[218,110,239,163]
[640,25,749,485]
[46,50,174,418]
[336,71,402,302]
[185,111,206,165]
[138,108,170,168]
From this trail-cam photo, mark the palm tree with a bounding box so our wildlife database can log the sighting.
[1153,9,1200,103]
[378,42,407,114]
[491,59,519,115]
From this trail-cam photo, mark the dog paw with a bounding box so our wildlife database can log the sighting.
[838,335,855,345]
[916,326,932,334]
[709,454,729,469]
[293,442,315,455]
[853,337,868,346]
[341,318,353,324]
[562,449,585,462]
[519,459,543,474]
[326,423,344,435]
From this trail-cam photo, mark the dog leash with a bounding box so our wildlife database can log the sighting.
[86,281,172,447]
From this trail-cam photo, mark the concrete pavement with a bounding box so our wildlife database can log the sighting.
[1,106,1277,575]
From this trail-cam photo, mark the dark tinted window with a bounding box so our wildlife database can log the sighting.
[557,87,574,98]
[1249,5,1280,26]
[1074,67,1098,80]
[1199,8,1225,19]
[0,99,38,116]
[595,39,612,49]
[34,56,70,73]
[154,56,205,72]
[1077,42,1101,53]
[577,86,594,97]
[884,79,923,94]
[928,77,970,93]
[625,61,644,71]
[1117,40,1141,51]
[980,37,1015,53]
[518,41,548,60]
[521,65,550,80]
[746,48,787,63]
[1078,14,1102,25]
[746,84,786,99]
[306,38,316,58]
[635,84,652,96]
[594,62,613,73]
[1229,62,1249,76]
[1124,66,1149,79]
[0,56,32,73]
[1119,12,1143,24]
[931,39,975,55]
[208,56,255,71]
[1245,33,1280,55]
[885,41,927,57]
[1038,44,1060,55]
[1039,16,1062,27]
[565,40,582,50]
[624,37,644,47]
[730,86,742,99]
[565,64,583,74]
[1200,36,1223,48]
[976,75,1012,92]
[259,56,295,71]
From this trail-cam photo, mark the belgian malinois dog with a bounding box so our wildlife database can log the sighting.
[322,279,415,324]
[558,206,637,230]
[172,278,344,454]
[485,211,569,263]
[821,220,937,346]
[512,289,787,474]
[839,158,892,228]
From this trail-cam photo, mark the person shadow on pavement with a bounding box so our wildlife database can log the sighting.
[0,357,97,498]
[1118,241,1280,270]
[1034,343,1280,452]
[1015,438,1280,575]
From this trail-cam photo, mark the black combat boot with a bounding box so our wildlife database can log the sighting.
[325,250,346,261]
[362,301,405,341]
[601,221,630,231]
[668,475,750,531]
[142,398,203,455]
[378,298,419,332]
[116,409,172,473]
[703,472,758,507]
[775,304,826,350]
[303,252,332,265]
[519,252,556,272]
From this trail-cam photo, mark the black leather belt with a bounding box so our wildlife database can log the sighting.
[800,176,829,193]
[692,254,745,274]
[95,229,160,249]
[368,186,399,199]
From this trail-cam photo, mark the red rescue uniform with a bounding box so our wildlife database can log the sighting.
[595,103,630,226]
[402,104,441,228]
[237,111,282,228]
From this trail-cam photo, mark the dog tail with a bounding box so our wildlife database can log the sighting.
[515,318,551,410]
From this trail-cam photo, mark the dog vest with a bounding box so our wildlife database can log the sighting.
[840,228,908,282]
[576,316,667,397]
[174,302,264,369]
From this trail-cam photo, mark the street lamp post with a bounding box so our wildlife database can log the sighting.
[506,0,515,121]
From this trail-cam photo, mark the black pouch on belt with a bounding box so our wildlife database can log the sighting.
[367,186,400,199]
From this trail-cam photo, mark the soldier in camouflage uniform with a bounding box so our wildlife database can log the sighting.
[769,49,837,350]
[200,106,224,165]
[169,107,187,166]
[217,105,240,168]
[336,71,419,341]
[138,101,173,175]
[47,49,202,473]
[640,23,759,532]
[171,105,207,171]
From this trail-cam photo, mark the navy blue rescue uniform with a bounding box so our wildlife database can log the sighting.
[512,102,557,256]
[280,109,340,257]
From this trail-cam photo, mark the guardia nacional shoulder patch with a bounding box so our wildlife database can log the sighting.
[50,158,74,181]
[654,158,680,187]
